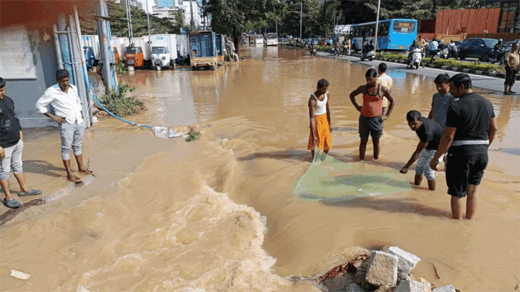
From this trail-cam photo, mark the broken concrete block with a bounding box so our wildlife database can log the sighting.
[395,280,432,292]
[366,251,399,287]
[398,270,409,282]
[432,286,456,292]
[349,283,366,292]
[375,286,393,292]
[388,246,421,276]
[322,273,354,292]
[353,261,370,290]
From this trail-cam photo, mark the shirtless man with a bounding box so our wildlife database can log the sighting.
[349,69,395,160]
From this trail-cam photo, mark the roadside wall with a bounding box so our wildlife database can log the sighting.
[435,9,500,35]
[2,27,58,128]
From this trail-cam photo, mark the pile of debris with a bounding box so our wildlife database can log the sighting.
[318,247,457,292]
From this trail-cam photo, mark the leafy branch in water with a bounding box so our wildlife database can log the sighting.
[97,84,146,117]
[116,61,127,74]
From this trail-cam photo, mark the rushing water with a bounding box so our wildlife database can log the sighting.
[1,46,519,291]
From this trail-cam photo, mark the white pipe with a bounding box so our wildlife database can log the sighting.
[74,7,93,127]
[53,24,64,69]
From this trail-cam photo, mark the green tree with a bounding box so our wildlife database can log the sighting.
[79,1,183,37]
[338,0,475,24]
[207,0,285,54]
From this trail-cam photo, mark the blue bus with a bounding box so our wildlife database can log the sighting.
[350,19,417,51]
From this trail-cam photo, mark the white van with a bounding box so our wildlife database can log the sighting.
[150,34,178,69]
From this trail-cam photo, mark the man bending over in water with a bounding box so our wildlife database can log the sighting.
[308,79,332,160]
[400,110,444,190]
[350,68,395,160]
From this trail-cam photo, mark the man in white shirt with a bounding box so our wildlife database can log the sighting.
[377,63,393,115]
[35,70,92,183]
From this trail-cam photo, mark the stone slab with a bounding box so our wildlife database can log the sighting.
[349,283,366,292]
[387,246,421,275]
[395,280,432,292]
[366,251,398,287]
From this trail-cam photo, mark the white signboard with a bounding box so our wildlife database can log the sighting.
[334,25,351,35]
[0,26,37,79]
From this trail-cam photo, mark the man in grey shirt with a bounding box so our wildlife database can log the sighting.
[428,73,455,127]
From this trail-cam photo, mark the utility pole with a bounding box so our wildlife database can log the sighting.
[299,1,303,39]
[374,0,381,51]
[276,21,278,35]
[333,15,336,39]
[146,0,151,41]
[97,0,112,93]
[125,0,133,44]
[190,0,195,31]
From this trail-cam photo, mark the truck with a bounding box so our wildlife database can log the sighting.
[215,34,225,65]
[150,34,178,70]
[82,35,100,63]
[111,37,129,62]
[189,31,218,70]
[255,34,264,45]
[124,36,151,69]
[176,34,189,65]
[83,46,96,69]
[266,33,278,46]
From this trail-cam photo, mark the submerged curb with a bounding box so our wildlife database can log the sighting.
[0,175,96,226]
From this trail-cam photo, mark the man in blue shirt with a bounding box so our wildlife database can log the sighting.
[428,73,455,128]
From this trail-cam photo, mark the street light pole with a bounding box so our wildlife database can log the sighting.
[299,2,303,39]
[374,0,381,51]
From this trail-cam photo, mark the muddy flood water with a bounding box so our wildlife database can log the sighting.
[1,46,519,291]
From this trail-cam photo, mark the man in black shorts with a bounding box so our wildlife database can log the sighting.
[430,74,497,220]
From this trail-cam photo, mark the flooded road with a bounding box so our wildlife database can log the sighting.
[1,46,519,291]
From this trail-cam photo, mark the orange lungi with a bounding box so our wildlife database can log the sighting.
[307,113,331,151]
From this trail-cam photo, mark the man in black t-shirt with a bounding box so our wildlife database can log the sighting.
[430,74,497,220]
[0,77,41,209]
[400,110,444,191]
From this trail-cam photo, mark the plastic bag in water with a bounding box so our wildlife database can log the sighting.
[152,127,169,139]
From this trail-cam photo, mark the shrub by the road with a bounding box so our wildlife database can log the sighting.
[98,84,146,117]
[377,52,504,73]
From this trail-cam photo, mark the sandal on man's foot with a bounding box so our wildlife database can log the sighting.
[504,92,512,95]
[67,175,83,184]
[19,189,42,197]
[509,91,517,95]
[3,199,21,209]
[79,169,93,176]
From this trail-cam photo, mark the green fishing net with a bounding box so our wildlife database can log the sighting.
[293,149,412,202]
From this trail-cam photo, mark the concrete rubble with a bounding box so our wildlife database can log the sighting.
[318,247,458,292]
[366,251,399,287]
[387,246,421,281]
[395,280,431,292]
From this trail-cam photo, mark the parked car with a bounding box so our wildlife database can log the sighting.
[504,40,520,50]
[459,38,499,62]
